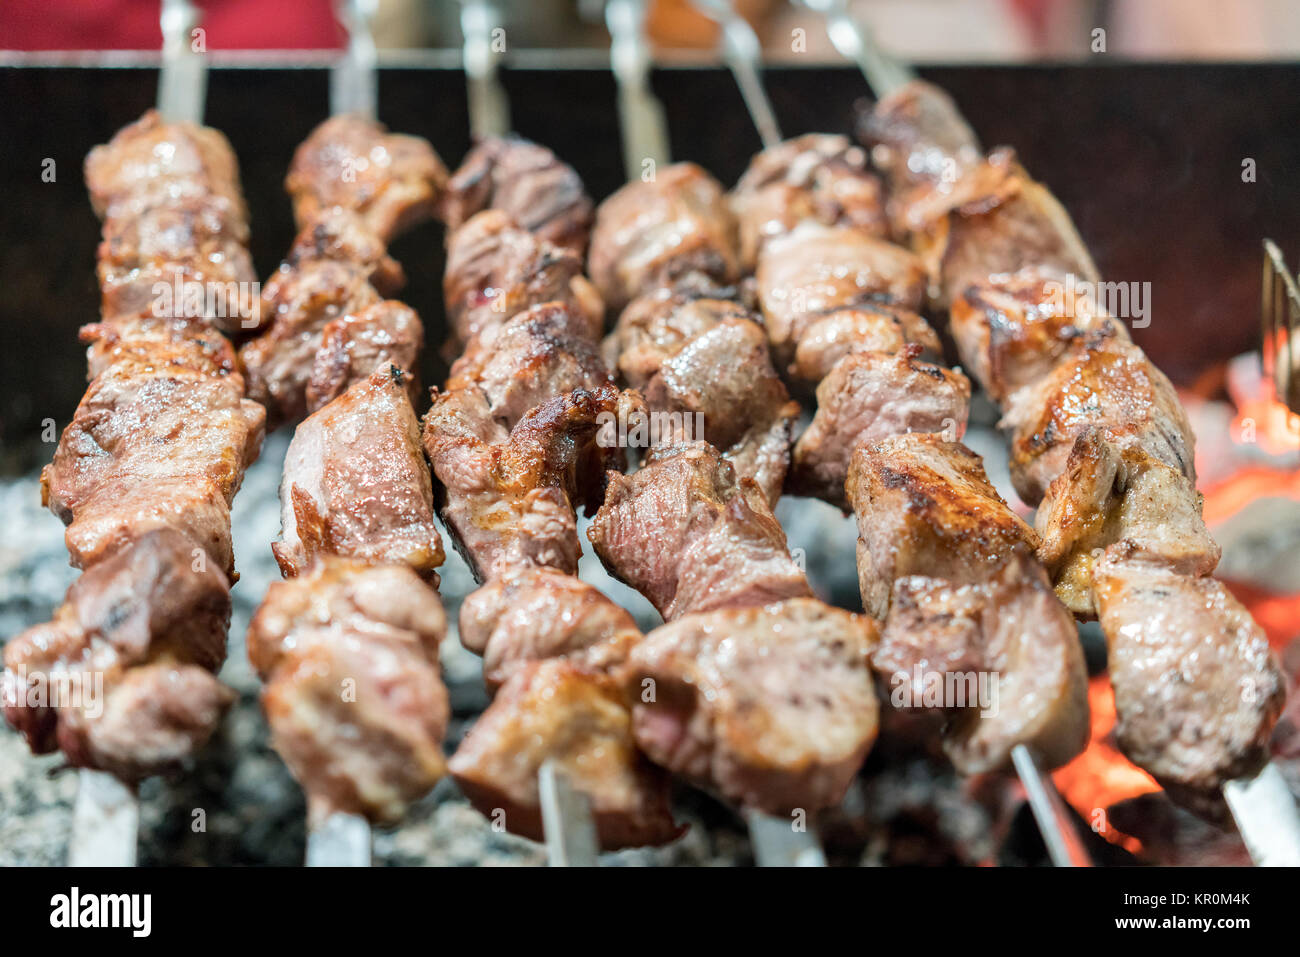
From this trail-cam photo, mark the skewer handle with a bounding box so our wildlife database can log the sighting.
[459,0,511,139]
[1011,744,1093,867]
[331,0,379,118]
[692,0,782,149]
[69,770,139,867]
[158,0,207,124]
[794,0,915,97]
[606,0,672,179]
[1223,761,1300,867]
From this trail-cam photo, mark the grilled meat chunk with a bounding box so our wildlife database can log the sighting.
[626,598,879,815]
[791,345,970,510]
[588,442,811,620]
[730,133,887,270]
[588,163,740,314]
[273,364,444,580]
[84,110,247,224]
[439,134,593,253]
[423,384,635,581]
[1094,556,1285,795]
[285,113,447,242]
[450,659,681,848]
[305,300,423,413]
[847,434,1038,620]
[443,209,603,347]
[247,558,449,824]
[1003,321,1195,505]
[42,340,265,577]
[82,314,239,382]
[876,558,1089,773]
[2,529,234,780]
[755,222,927,366]
[949,268,1116,403]
[1034,429,1220,616]
[789,301,941,384]
[605,288,798,502]
[459,568,642,690]
[447,301,614,429]
[856,80,981,199]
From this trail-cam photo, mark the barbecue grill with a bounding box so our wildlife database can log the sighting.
[1,0,1298,869]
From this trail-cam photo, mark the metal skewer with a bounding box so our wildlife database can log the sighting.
[1010,744,1092,867]
[794,0,913,97]
[458,0,511,139]
[539,761,601,866]
[1223,762,1300,867]
[70,0,212,869]
[691,0,782,149]
[605,0,670,183]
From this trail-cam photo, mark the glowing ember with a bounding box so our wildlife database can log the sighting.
[1052,676,1160,856]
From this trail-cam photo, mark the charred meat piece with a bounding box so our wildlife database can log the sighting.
[789,301,941,384]
[588,163,740,314]
[626,598,879,815]
[305,299,423,413]
[1094,556,1285,796]
[755,222,927,366]
[97,195,258,333]
[588,441,811,620]
[1003,321,1195,505]
[876,558,1089,774]
[273,364,444,580]
[81,314,240,382]
[790,345,970,510]
[949,267,1116,403]
[439,134,593,253]
[284,113,447,243]
[2,528,234,780]
[1034,429,1220,617]
[847,434,1038,620]
[606,288,798,503]
[423,384,635,581]
[443,210,603,347]
[459,567,642,690]
[84,110,247,224]
[41,343,266,577]
[247,558,449,824]
[856,80,981,199]
[730,133,887,270]
[451,659,681,849]
[447,301,614,429]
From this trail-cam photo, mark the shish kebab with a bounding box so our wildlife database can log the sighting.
[0,113,264,860]
[240,112,450,866]
[851,74,1287,826]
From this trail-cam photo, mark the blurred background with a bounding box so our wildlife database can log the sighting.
[3,0,1300,60]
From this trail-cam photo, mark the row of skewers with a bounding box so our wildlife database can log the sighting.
[2,0,1296,867]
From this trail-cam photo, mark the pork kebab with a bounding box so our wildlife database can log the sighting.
[859,81,1285,808]
[727,133,1091,775]
[2,112,265,781]
[239,115,453,827]
[586,162,884,817]
[422,136,682,849]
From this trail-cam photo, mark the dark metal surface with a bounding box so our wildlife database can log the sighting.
[2,63,1298,468]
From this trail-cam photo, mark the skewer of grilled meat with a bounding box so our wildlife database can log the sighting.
[727,134,1088,774]
[243,118,452,826]
[239,114,447,426]
[424,137,680,849]
[859,81,1285,801]
[3,112,266,780]
[587,164,882,817]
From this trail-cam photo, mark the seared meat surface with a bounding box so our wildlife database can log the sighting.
[2,529,234,780]
[284,113,447,242]
[604,288,798,502]
[588,163,740,314]
[789,301,941,384]
[42,323,265,578]
[424,384,635,581]
[273,364,444,580]
[589,442,811,620]
[1095,556,1284,794]
[247,558,449,824]
[856,80,981,201]
[443,210,603,347]
[790,345,970,510]
[626,598,879,815]
[305,299,423,413]
[459,567,641,690]
[439,135,593,253]
[730,133,886,270]
[450,659,681,848]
